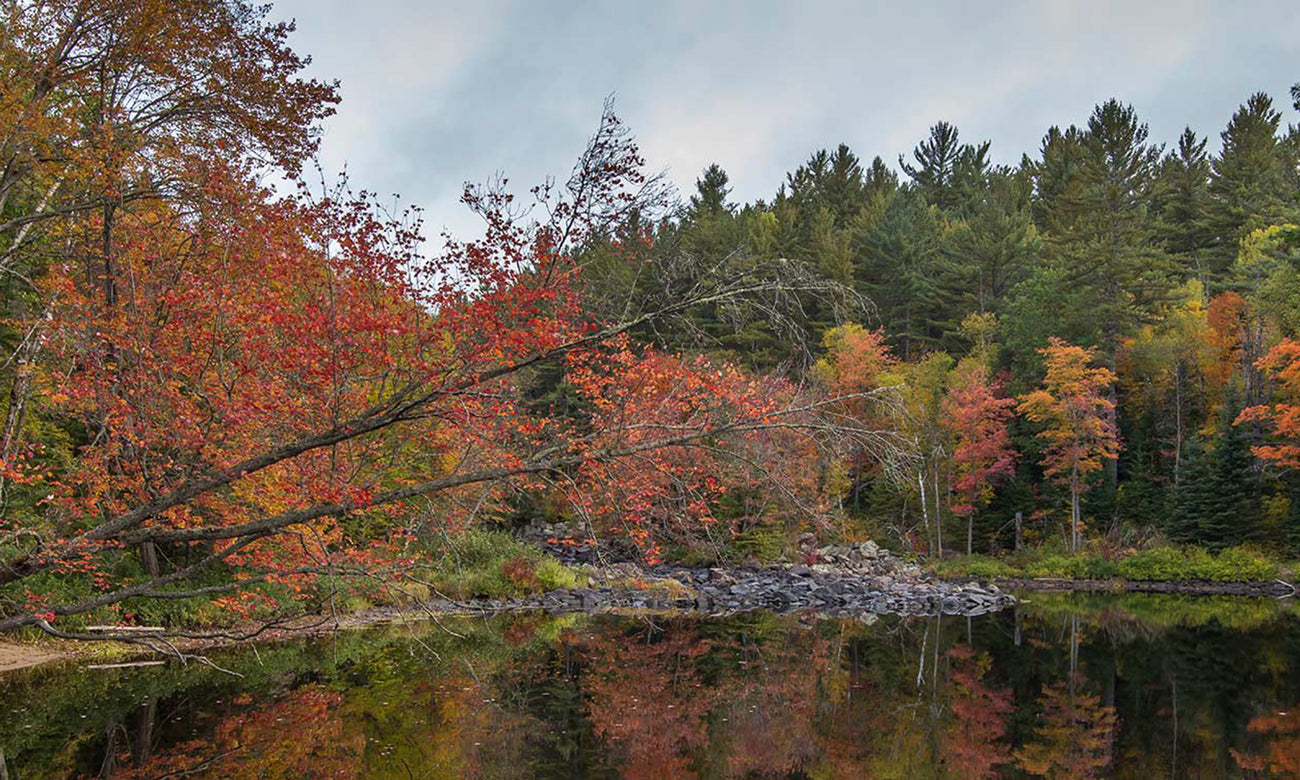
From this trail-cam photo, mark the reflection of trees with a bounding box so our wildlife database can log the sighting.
[1234,709,1300,778]
[941,646,1013,780]
[13,606,1300,779]
[576,627,715,779]
[1015,673,1118,779]
[103,686,364,779]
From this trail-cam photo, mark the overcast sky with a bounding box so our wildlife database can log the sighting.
[270,0,1298,238]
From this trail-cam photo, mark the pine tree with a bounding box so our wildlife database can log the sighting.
[1156,128,1214,288]
[688,163,733,218]
[948,167,1040,315]
[901,121,990,214]
[853,190,955,359]
[1206,93,1299,280]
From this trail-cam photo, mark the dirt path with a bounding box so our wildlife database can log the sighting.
[0,641,67,673]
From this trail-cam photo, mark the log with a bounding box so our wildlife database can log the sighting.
[85,626,165,633]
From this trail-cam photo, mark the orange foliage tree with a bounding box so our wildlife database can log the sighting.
[0,63,905,636]
[1018,338,1120,552]
[943,366,1017,554]
[1238,339,1300,469]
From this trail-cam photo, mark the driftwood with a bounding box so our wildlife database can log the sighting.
[85,626,165,633]
[86,660,167,670]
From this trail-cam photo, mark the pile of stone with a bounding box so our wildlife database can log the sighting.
[445,562,1012,619]
[501,526,1014,618]
[796,540,925,580]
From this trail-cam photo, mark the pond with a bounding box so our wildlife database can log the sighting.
[3,593,1300,778]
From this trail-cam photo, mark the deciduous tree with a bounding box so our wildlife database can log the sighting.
[1018,339,1121,551]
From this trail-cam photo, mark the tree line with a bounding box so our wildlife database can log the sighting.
[577,86,1300,556]
[0,1,1299,642]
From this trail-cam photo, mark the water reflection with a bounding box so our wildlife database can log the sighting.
[3,594,1300,778]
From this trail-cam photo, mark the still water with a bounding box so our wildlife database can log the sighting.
[3,593,1300,778]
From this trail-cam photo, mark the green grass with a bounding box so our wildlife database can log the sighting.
[933,544,1284,584]
[423,528,584,600]
[1,528,586,637]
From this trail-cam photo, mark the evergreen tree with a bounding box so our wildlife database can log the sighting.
[1027,125,1088,231]
[1156,128,1214,288]
[1171,400,1260,548]
[948,167,1040,315]
[854,190,955,358]
[688,163,733,218]
[1170,435,1213,544]
[901,121,990,214]
[1206,92,1299,280]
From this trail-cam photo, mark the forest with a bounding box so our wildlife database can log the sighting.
[1,0,1300,640]
[573,85,1300,563]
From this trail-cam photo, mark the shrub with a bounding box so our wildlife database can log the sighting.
[732,523,786,564]
[536,558,581,590]
[933,555,1015,580]
[502,556,543,592]
[1024,554,1116,580]
[1119,547,1193,581]
[1117,546,1277,582]
[428,528,585,599]
[1205,546,1278,582]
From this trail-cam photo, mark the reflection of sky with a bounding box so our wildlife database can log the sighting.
[272,0,1299,240]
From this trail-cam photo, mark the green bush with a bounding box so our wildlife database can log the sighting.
[933,544,1283,584]
[1118,546,1279,582]
[1204,546,1278,582]
[1118,547,1193,581]
[732,523,786,564]
[429,529,584,599]
[1024,554,1117,580]
[932,555,1015,580]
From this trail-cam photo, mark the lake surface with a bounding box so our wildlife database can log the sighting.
[3,593,1300,778]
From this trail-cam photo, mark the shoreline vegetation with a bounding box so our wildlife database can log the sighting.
[5,533,1299,674]
[3,0,1300,665]
[932,543,1300,595]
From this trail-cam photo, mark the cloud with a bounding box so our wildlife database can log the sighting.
[270,0,1300,238]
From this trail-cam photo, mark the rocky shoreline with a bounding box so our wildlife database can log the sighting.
[442,540,1016,619]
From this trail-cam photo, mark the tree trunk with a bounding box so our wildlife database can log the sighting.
[1070,466,1081,553]
[1174,361,1184,485]
[918,469,931,555]
[0,297,40,507]
[132,698,156,766]
[1014,510,1022,551]
[1071,486,1082,553]
[139,541,160,577]
[933,461,943,559]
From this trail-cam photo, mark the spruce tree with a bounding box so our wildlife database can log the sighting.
[1170,435,1214,544]
[1200,400,1260,548]
[688,163,733,219]
[1170,401,1260,549]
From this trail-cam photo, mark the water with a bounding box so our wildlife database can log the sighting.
[2,593,1299,778]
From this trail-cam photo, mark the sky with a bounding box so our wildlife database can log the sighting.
[270,0,1299,239]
